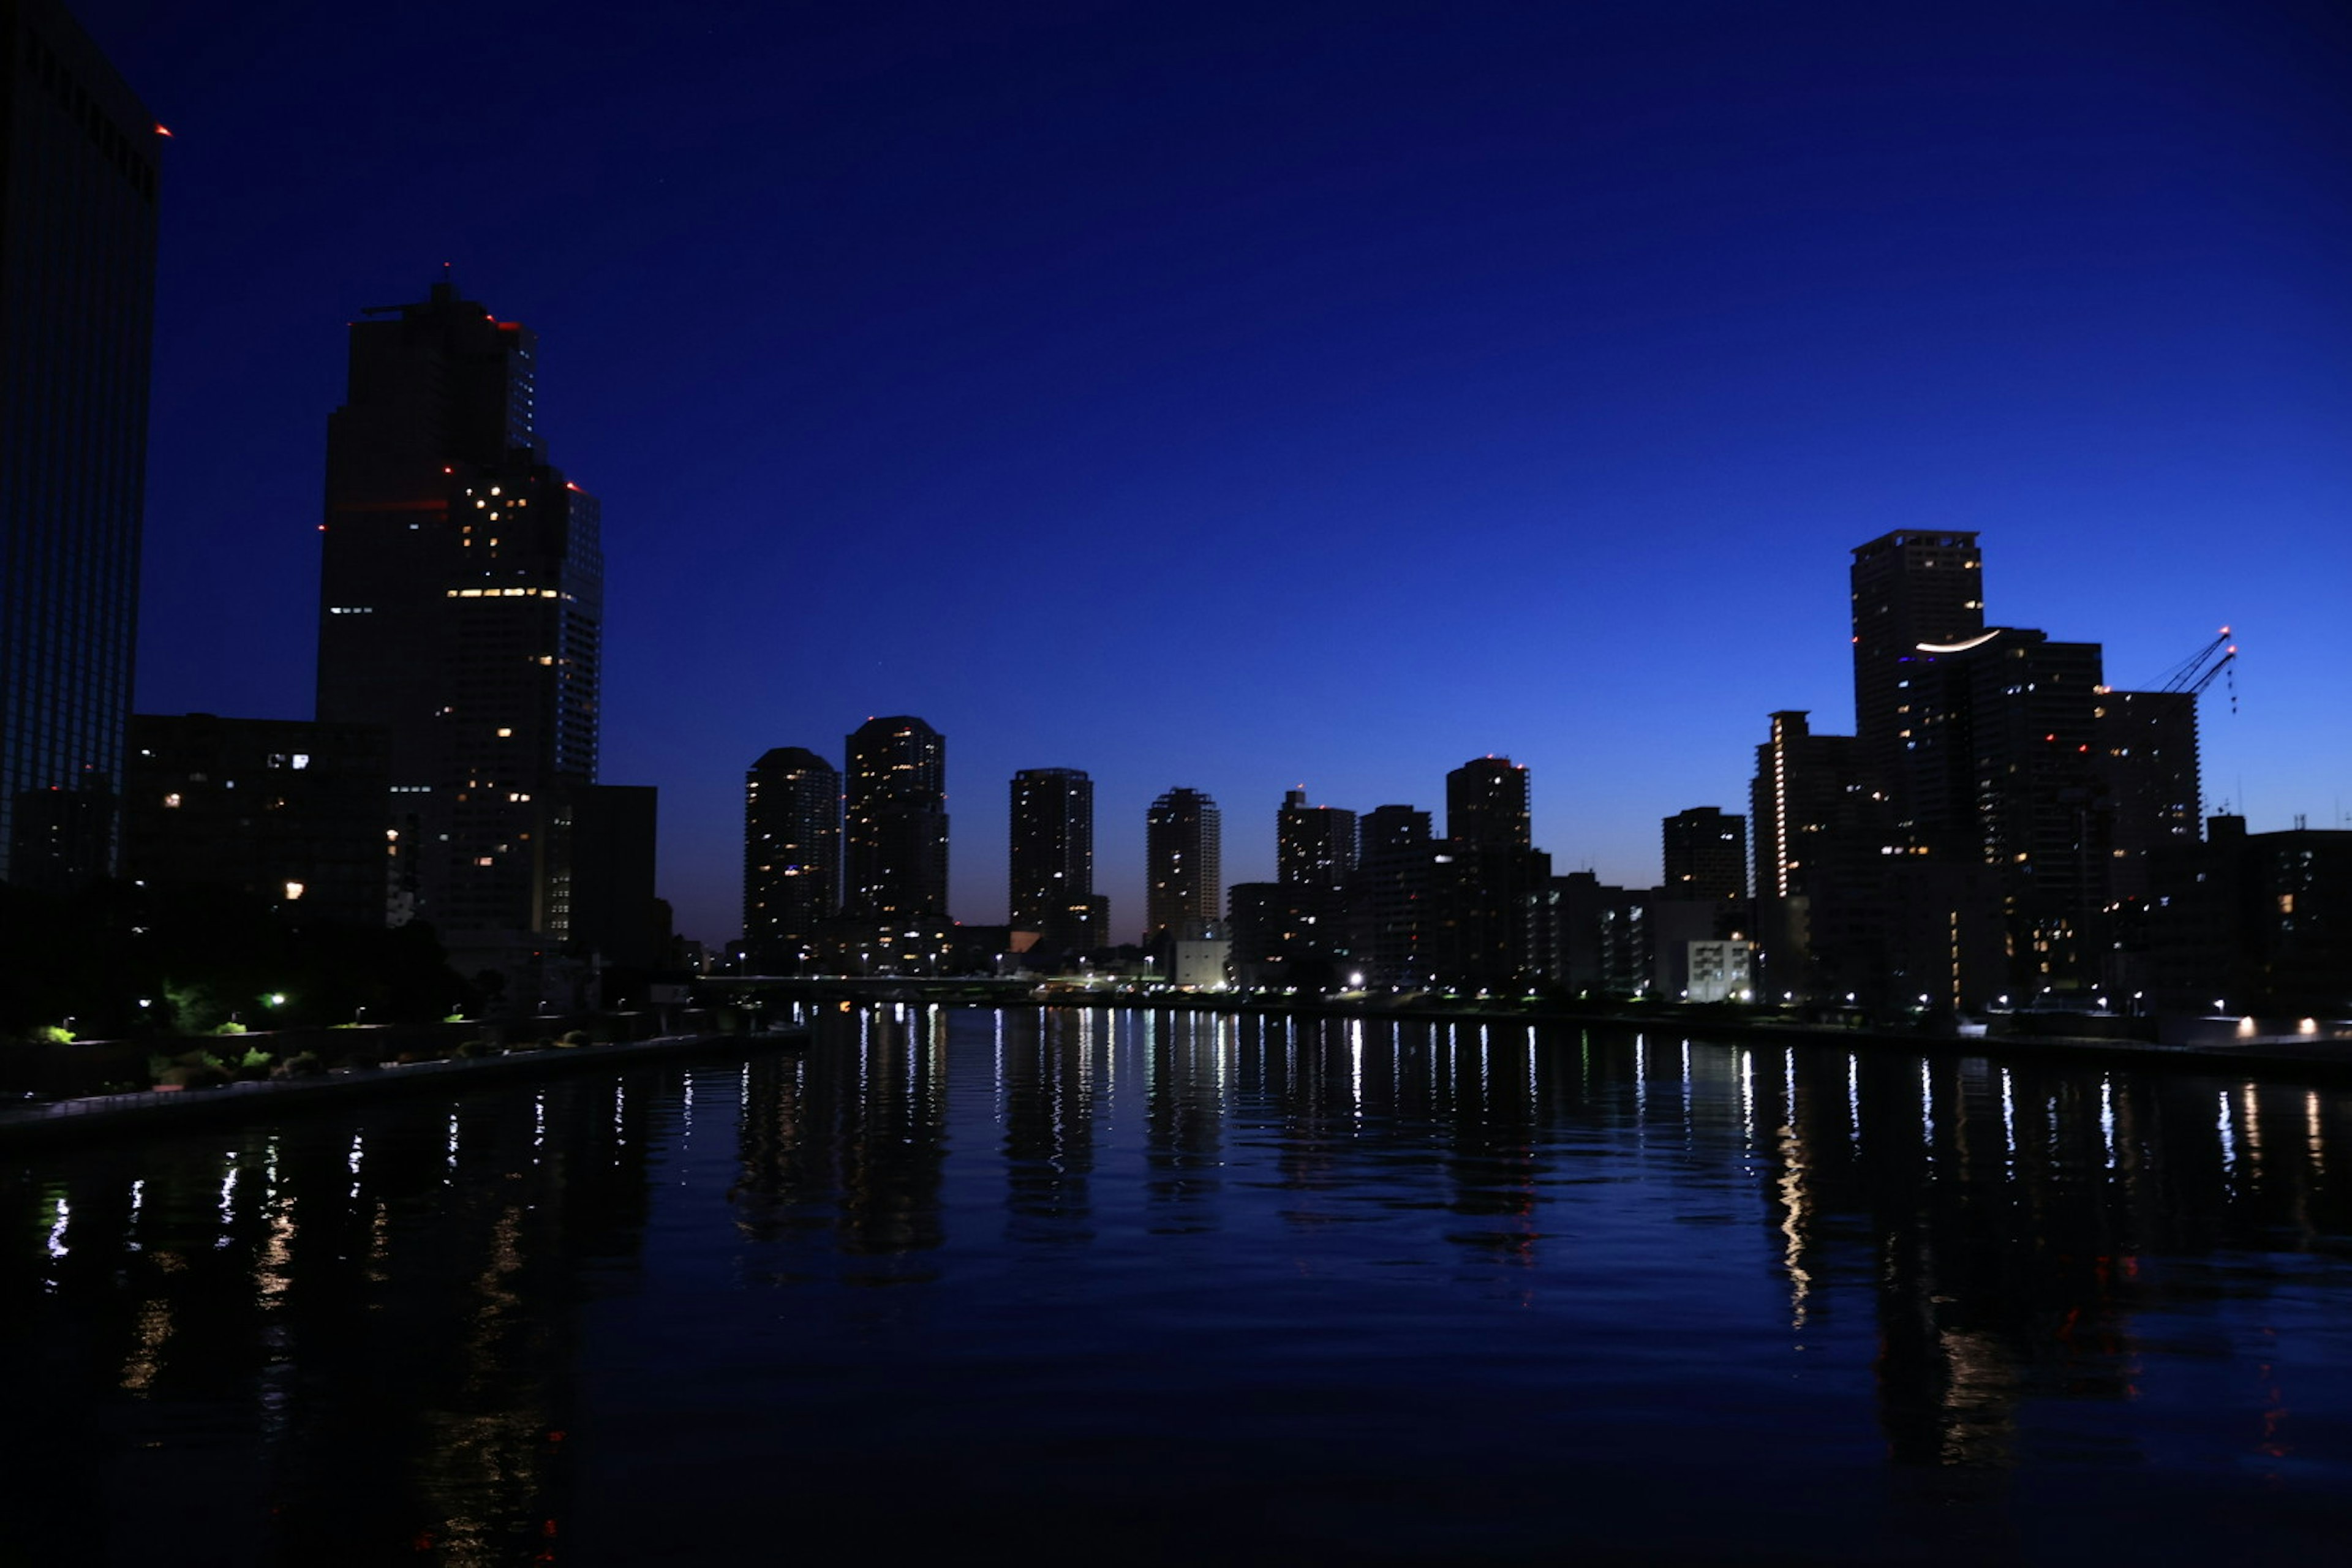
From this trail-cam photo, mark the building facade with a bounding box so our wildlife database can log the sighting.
[1849,530,1984,820]
[314,280,622,986]
[1145,786,1220,940]
[842,715,947,919]
[1354,804,1431,987]
[0,0,162,887]
[744,745,840,973]
[1009,766,1101,952]
[121,713,389,931]
[1276,788,1356,889]
[1662,806,1747,902]
[1431,756,1546,988]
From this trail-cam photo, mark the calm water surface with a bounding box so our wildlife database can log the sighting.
[7,1006,2352,1564]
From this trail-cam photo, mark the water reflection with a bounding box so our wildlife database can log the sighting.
[6,1006,2351,1563]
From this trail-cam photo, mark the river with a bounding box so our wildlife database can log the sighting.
[6,1005,2350,1564]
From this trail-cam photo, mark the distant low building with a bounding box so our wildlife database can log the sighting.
[1673,940,1755,1005]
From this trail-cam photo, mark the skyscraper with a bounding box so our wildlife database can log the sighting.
[1276,788,1355,889]
[1434,756,1546,987]
[744,746,840,973]
[1445,756,1530,850]
[315,279,609,962]
[1751,712,1862,908]
[0,0,162,887]
[843,716,947,918]
[1145,786,1220,940]
[1009,767,1101,950]
[1908,626,2110,992]
[1849,530,1985,813]
[1235,788,1358,983]
[1355,804,1431,987]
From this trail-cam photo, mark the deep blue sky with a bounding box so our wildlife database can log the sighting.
[89,0,2352,944]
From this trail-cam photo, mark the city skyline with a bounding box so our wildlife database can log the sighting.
[82,0,2352,942]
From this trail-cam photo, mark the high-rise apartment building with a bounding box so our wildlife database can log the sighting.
[843,716,947,918]
[1751,712,1863,907]
[1145,786,1220,939]
[315,280,613,965]
[1009,767,1101,951]
[1908,627,2109,992]
[744,746,840,973]
[1662,807,1746,902]
[1354,804,1431,987]
[1276,788,1355,889]
[1445,756,1530,850]
[1434,756,1546,987]
[0,1,162,888]
[1849,530,1984,815]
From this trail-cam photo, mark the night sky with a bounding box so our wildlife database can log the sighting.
[86,0,2352,945]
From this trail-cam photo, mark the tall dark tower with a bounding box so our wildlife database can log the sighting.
[1009,767,1098,949]
[1145,786,1220,939]
[843,716,947,918]
[1849,530,1983,807]
[744,746,840,973]
[0,0,162,888]
[315,280,605,950]
[1355,804,1432,987]
[1435,756,1547,987]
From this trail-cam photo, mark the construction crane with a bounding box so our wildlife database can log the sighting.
[2149,627,2238,713]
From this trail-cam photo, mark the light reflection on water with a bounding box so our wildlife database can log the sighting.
[6,1006,2352,1564]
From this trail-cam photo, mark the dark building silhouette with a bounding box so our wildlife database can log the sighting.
[314,280,630,992]
[1430,756,1547,989]
[1008,767,1102,952]
[121,713,389,930]
[1354,804,1431,987]
[1906,627,2111,997]
[1226,880,1293,989]
[565,783,658,973]
[744,746,839,973]
[1662,806,1746,901]
[0,0,161,888]
[1445,756,1530,851]
[1850,530,1984,822]
[1276,788,1355,889]
[2149,816,2352,1016]
[843,716,946,918]
[2096,688,2200,903]
[1145,786,1220,940]
[1751,709,1884,1006]
[1244,786,1355,982]
[1757,537,2214,1012]
[1529,871,1651,996]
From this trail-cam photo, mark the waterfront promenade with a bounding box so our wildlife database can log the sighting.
[709,975,2352,1082]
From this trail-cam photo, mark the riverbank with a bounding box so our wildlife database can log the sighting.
[1055,989,2352,1083]
[0,1027,809,1152]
